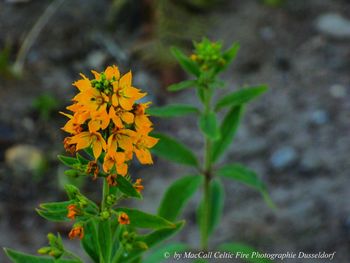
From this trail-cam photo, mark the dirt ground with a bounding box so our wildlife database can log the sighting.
[0,0,350,262]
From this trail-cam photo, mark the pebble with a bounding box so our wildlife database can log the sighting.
[5,145,45,173]
[329,84,346,98]
[316,13,350,39]
[270,146,297,169]
[309,110,328,125]
[86,50,108,70]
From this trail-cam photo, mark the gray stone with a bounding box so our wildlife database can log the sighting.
[316,13,350,39]
[5,145,45,173]
[309,110,328,125]
[329,84,347,98]
[86,50,108,70]
[270,146,297,169]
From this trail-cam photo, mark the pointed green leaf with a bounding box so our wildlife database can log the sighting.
[220,43,240,71]
[216,164,275,208]
[147,104,199,118]
[212,105,244,163]
[171,47,200,77]
[57,155,78,167]
[151,133,198,167]
[4,248,80,263]
[98,220,112,263]
[199,111,220,140]
[81,220,100,263]
[115,208,175,229]
[168,80,197,92]
[219,243,273,263]
[215,85,268,111]
[116,174,142,199]
[144,243,188,263]
[37,201,72,222]
[158,175,203,221]
[118,221,185,263]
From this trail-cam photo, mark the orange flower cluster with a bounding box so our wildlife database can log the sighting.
[61,66,158,177]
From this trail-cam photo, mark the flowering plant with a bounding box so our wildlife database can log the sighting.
[149,38,274,256]
[4,66,184,263]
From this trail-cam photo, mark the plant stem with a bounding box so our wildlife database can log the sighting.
[102,178,109,210]
[200,83,213,251]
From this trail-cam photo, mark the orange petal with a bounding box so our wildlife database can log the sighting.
[121,111,134,124]
[119,96,134,111]
[119,71,132,88]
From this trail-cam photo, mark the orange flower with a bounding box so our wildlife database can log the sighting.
[109,106,134,128]
[134,133,159,164]
[74,86,109,113]
[69,131,107,159]
[134,103,152,132]
[107,127,136,153]
[103,150,128,176]
[118,212,130,225]
[134,179,144,193]
[67,204,79,220]
[88,109,110,132]
[69,225,84,240]
[111,72,145,111]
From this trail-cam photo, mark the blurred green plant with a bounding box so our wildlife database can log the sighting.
[33,93,60,121]
[261,0,285,8]
[148,38,274,262]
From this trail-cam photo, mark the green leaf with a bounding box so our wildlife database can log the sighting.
[199,111,220,140]
[81,220,100,263]
[115,208,175,229]
[143,243,187,263]
[158,175,203,221]
[36,201,72,222]
[168,80,197,92]
[215,85,268,111]
[171,47,200,77]
[219,43,240,72]
[151,133,198,167]
[147,104,199,118]
[76,153,90,165]
[57,155,78,167]
[216,164,275,208]
[115,175,142,199]
[219,243,273,263]
[197,179,224,237]
[98,220,112,263]
[211,105,244,163]
[119,221,185,263]
[4,248,80,263]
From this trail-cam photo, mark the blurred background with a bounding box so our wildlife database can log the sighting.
[0,0,350,262]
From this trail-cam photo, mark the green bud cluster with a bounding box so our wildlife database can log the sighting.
[91,73,115,94]
[192,38,226,71]
[38,233,64,259]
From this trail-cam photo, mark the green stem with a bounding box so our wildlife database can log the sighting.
[64,250,83,263]
[200,83,213,251]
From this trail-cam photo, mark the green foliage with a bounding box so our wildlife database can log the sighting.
[215,85,268,111]
[115,208,175,229]
[151,133,198,167]
[158,175,203,221]
[115,174,142,199]
[171,47,200,76]
[36,201,73,222]
[167,80,197,92]
[197,179,224,237]
[199,111,220,140]
[147,104,199,118]
[216,164,275,208]
[33,93,60,120]
[4,248,80,263]
[81,220,99,263]
[211,105,244,162]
